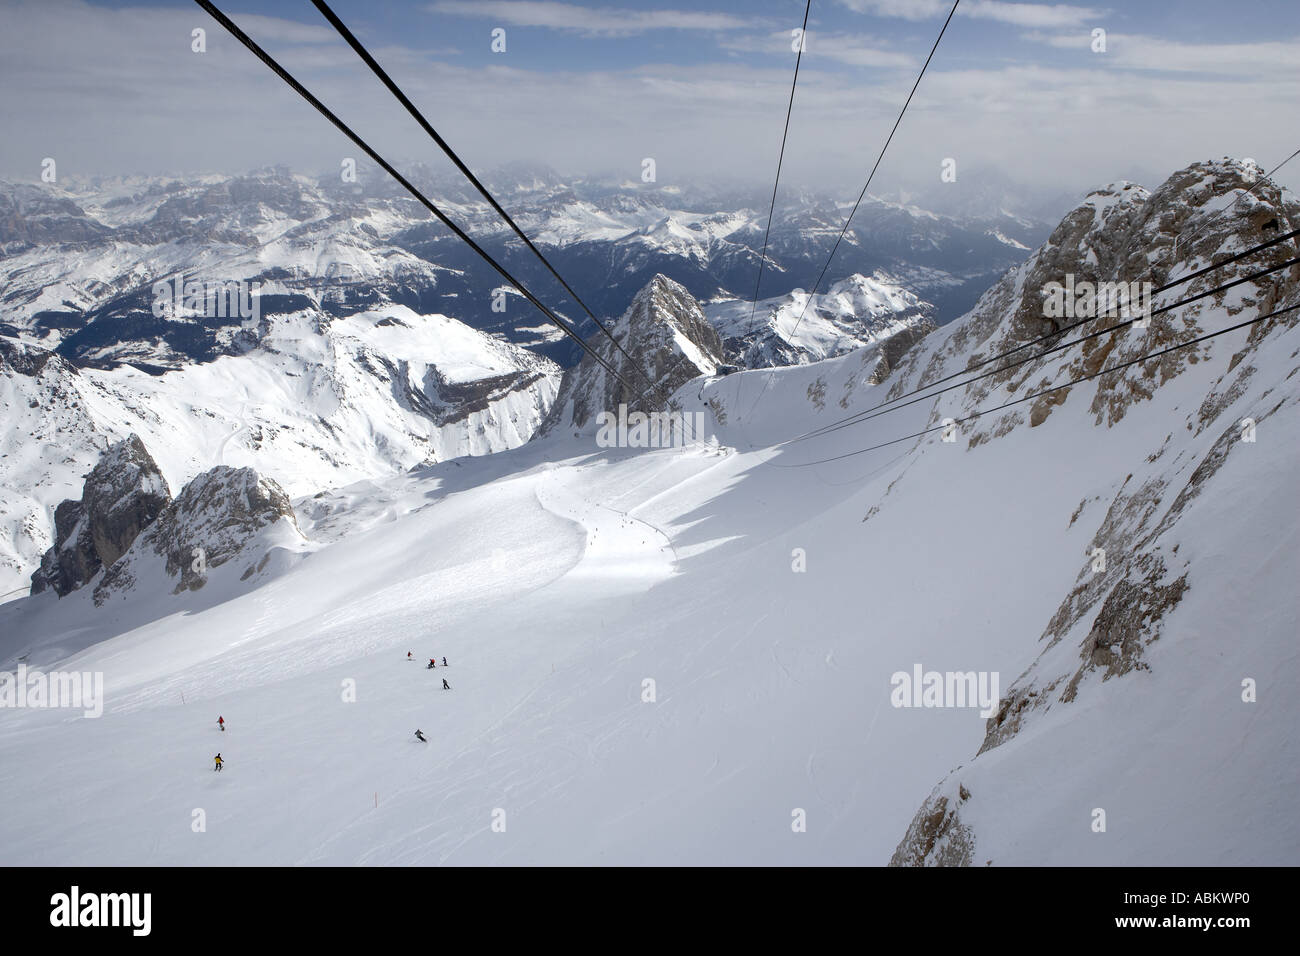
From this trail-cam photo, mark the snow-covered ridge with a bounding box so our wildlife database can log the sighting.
[705,271,936,368]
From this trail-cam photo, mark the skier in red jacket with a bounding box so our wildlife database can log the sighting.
[218,716,225,732]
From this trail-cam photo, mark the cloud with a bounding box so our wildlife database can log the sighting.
[1024,31,1300,76]
[218,14,339,46]
[427,1,750,37]
[719,31,917,69]
[840,0,1107,29]
[2,0,1297,204]
[838,0,955,19]
[962,1,1107,28]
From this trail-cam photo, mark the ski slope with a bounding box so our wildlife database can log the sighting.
[0,422,998,864]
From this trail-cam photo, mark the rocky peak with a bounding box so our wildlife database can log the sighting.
[83,435,171,568]
[888,157,1299,441]
[29,433,170,596]
[95,465,303,602]
[538,274,725,434]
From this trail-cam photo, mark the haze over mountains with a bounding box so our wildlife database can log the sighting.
[0,163,1048,366]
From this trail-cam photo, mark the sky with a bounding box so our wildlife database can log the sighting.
[2,0,1299,208]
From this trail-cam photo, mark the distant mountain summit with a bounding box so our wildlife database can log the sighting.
[706,271,936,369]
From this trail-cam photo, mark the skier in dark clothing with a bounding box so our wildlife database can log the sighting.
[214,753,224,772]
[442,678,451,690]
[442,657,447,667]
[414,729,427,743]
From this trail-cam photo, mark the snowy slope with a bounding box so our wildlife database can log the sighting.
[0,159,1296,866]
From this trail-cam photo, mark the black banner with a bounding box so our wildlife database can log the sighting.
[10,866,1286,941]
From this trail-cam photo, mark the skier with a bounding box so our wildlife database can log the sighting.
[442,678,451,690]
[442,657,447,667]
[217,716,225,732]
[407,652,413,661]
[414,729,427,743]
[427,658,436,669]
[214,753,224,772]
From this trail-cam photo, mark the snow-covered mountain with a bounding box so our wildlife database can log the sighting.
[705,271,936,368]
[0,157,1295,866]
[0,165,1043,373]
[0,169,460,370]
[0,306,559,599]
[689,156,1300,865]
[0,169,968,600]
[539,271,938,439]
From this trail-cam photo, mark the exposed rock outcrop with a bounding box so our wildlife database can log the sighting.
[889,781,975,867]
[27,430,304,605]
[537,274,725,435]
[95,465,304,604]
[30,434,170,596]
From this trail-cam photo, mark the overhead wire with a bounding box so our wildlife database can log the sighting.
[773,292,1300,468]
[309,0,681,420]
[791,228,1300,444]
[735,0,812,411]
[738,0,961,425]
[194,0,648,408]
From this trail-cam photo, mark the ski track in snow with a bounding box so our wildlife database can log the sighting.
[216,402,249,467]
